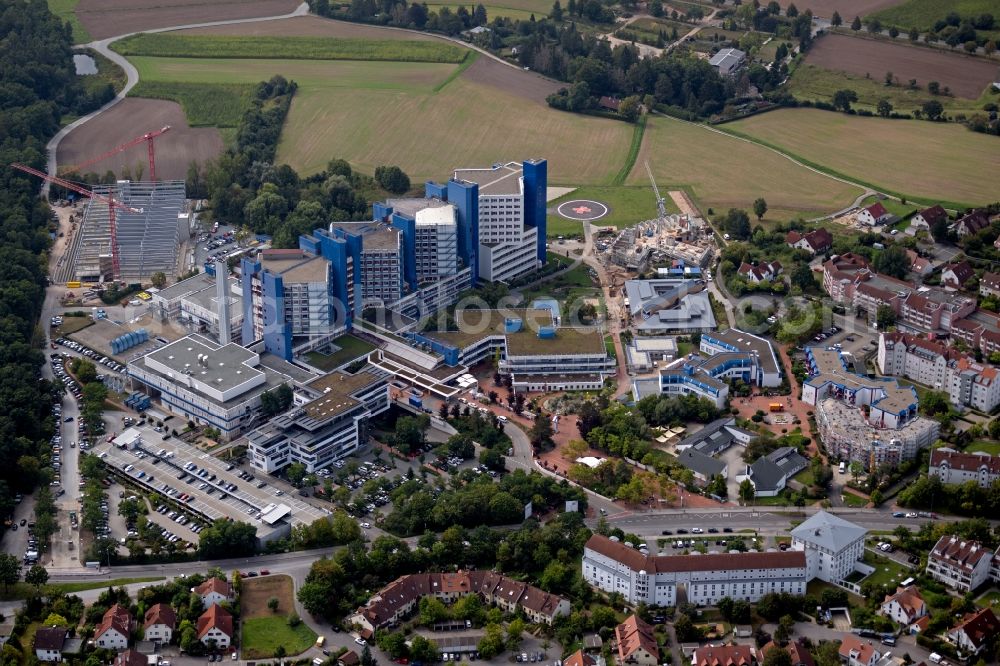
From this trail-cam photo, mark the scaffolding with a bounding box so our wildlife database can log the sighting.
[70,180,185,282]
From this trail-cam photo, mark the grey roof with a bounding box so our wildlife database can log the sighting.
[749,457,785,493]
[384,198,451,218]
[678,448,726,479]
[769,447,808,477]
[703,328,781,377]
[676,417,750,455]
[453,162,524,196]
[709,47,746,69]
[625,280,716,332]
[632,378,662,400]
[790,511,867,552]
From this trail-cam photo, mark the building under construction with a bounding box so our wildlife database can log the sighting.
[68,180,185,282]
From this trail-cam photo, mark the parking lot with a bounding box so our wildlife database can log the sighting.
[93,425,328,536]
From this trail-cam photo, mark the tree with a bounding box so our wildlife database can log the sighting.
[832,89,858,111]
[849,460,863,482]
[721,208,752,240]
[888,25,899,38]
[260,383,293,417]
[874,245,909,279]
[25,564,48,589]
[877,99,893,118]
[287,462,307,487]
[374,166,411,194]
[0,554,20,592]
[150,271,167,289]
[619,95,642,123]
[922,99,944,120]
[927,80,940,95]
[831,10,842,26]
[529,415,554,452]
[506,618,526,650]
[790,263,815,293]
[275,645,287,659]
[551,0,564,20]
[649,0,663,17]
[909,27,919,41]
[851,15,862,30]
[875,304,896,331]
[391,415,429,455]
[764,647,793,666]
[477,624,506,659]
[268,596,279,613]
[199,519,257,558]
[752,197,768,221]
[42,613,69,628]
[739,479,755,504]
[786,3,797,17]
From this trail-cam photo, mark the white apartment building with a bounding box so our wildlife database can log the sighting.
[929,447,1000,488]
[789,511,867,584]
[582,534,808,606]
[878,332,1000,412]
[926,535,995,593]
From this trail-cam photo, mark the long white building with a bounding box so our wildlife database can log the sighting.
[928,447,1000,488]
[789,511,867,584]
[582,534,808,606]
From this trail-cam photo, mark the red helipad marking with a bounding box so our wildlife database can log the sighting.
[572,205,592,214]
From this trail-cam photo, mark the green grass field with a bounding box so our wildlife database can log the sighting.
[113,33,468,63]
[870,0,1000,31]
[128,80,254,127]
[426,2,543,19]
[726,108,1000,207]
[548,186,667,235]
[242,617,317,658]
[630,115,862,220]
[46,0,90,43]
[858,194,915,218]
[967,440,1000,455]
[0,577,164,601]
[862,550,912,588]
[787,63,995,116]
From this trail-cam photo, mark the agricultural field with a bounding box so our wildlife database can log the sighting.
[802,33,998,100]
[727,108,1000,207]
[75,0,299,40]
[625,17,693,43]
[57,97,224,181]
[113,33,468,63]
[175,14,439,39]
[870,0,1000,31]
[627,116,863,221]
[425,2,543,20]
[776,0,908,19]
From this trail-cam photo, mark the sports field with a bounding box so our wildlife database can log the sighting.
[870,0,1000,31]
[727,108,1000,207]
[627,116,863,221]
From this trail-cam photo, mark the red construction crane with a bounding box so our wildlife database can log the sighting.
[12,163,143,281]
[61,125,172,182]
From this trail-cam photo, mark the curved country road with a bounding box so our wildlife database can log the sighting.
[44,1,311,191]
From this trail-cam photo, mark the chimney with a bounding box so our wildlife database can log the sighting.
[216,260,231,345]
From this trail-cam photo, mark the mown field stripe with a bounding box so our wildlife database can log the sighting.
[714,121,976,210]
[433,51,478,93]
[112,33,467,63]
[612,114,646,186]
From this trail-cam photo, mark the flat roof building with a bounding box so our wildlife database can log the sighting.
[624,279,717,334]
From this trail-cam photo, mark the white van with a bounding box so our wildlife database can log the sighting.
[839,461,846,474]
[928,654,942,664]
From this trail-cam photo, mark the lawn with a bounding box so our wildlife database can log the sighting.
[113,33,468,63]
[426,2,544,19]
[241,574,317,659]
[974,587,1000,609]
[726,108,1000,207]
[128,80,255,127]
[870,0,1000,31]
[55,315,94,337]
[547,217,585,239]
[787,63,995,117]
[630,115,863,221]
[46,0,90,43]
[0,576,164,601]
[862,550,912,588]
[548,185,667,233]
[858,194,916,218]
[304,334,375,371]
[966,440,1000,455]
[842,492,869,507]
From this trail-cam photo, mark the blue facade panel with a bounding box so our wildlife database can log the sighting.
[447,179,479,286]
[261,271,292,361]
[522,159,548,264]
[390,213,418,292]
[373,202,393,222]
[240,257,260,344]
[425,181,447,200]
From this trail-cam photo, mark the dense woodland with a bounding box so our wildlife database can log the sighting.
[0,0,114,520]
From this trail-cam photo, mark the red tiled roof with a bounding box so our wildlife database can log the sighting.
[762,642,813,666]
[693,644,756,666]
[881,585,925,619]
[95,603,132,640]
[585,534,806,574]
[197,604,233,640]
[195,578,232,597]
[929,535,992,571]
[931,448,1000,475]
[616,615,659,663]
[839,635,877,664]
[115,650,148,666]
[144,603,177,630]
[917,205,947,226]
[951,607,1000,648]
[864,202,889,220]
[563,649,597,666]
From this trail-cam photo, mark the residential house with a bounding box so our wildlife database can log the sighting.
[709,48,746,76]
[34,628,68,662]
[692,645,757,666]
[745,447,808,497]
[762,642,814,666]
[925,535,994,592]
[786,228,833,255]
[737,261,782,284]
[614,615,659,666]
[143,603,176,643]
[947,607,1000,655]
[941,261,975,289]
[194,578,232,608]
[929,447,1000,488]
[95,604,133,651]
[114,650,148,666]
[197,604,233,649]
[905,250,933,277]
[980,272,1000,298]
[564,650,598,666]
[953,210,991,237]
[598,97,622,112]
[339,651,361,666]
[909,205,947,236]
[880,585,928,625]
[857,202,891,226]
[838,636,881,666]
